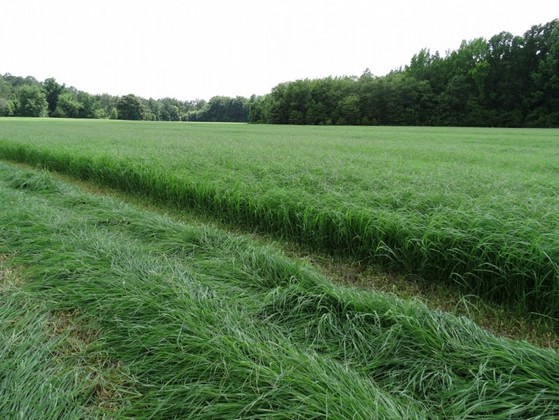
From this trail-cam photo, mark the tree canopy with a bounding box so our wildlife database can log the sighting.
[249,19,559,127]
[116,94,146,120]
[12,84,48,117]
[0,75,248,122]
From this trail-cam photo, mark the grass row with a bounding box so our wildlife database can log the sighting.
[0,120,558,317]
[1,163,558,418]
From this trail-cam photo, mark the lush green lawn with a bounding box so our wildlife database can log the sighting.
[1,163,558,418]
[1,118,558,315]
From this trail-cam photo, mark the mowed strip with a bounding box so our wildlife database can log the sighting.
[0,163,558,418]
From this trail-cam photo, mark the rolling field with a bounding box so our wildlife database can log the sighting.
[1,163,558,418]
[1,119,558,316]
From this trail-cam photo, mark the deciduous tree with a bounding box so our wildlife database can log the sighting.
[13,85,48,117]
[43,78,65,116]
[116,94,146,120]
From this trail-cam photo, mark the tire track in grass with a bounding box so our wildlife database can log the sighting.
[1,164,558,418]
[0,165,426,418]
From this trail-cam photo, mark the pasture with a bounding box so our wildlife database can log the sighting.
[1,119,558,315]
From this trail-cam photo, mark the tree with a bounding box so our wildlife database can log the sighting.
[525,20,559,126]
[54,91,83,118]
[116,94,146,120]
[13,85,48,117]
[227,96,249,122]
[0,76,13,111]
[97,93,119,120]
[0,76,14,116]
[0,97,13,116]
[43,78,65,116]
[248,95,268,123]
[146,98,161,121]
[76,91,99,118]
[335,94,360,125]
[188,96,249,122]
[159,98,182,121]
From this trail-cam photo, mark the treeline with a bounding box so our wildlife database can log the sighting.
[0,75,249,122]
[2,19,557,127]
[249,19,559,127]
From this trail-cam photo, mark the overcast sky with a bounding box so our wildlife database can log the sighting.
[2,0,557,100]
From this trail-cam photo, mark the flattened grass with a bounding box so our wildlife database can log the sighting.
[0,260,126,418]
[1,163,558,418]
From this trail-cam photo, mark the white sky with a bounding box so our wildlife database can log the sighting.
[2,0,557,100]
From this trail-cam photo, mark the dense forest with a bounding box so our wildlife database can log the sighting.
[250,19,559,127]
[0,76,249,122]
[1,19,557,127]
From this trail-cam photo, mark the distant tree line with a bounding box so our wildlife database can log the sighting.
[0,75,249,122]
[249,19,559,127]
[1,19,556,127]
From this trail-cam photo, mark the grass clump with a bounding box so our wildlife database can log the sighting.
[7,169,64,194]
[0,163,558,418]
[0,261,127,418]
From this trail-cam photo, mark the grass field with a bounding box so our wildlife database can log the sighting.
[1,118,558,317]
[1,163,558,418]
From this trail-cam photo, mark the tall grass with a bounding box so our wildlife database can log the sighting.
[0,119,558,316]
[0,262,125,418]
[1,163,558,418]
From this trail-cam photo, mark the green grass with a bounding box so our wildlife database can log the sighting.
[1,163,558,418]
[0,119,558,318]
[0,258,127,418]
